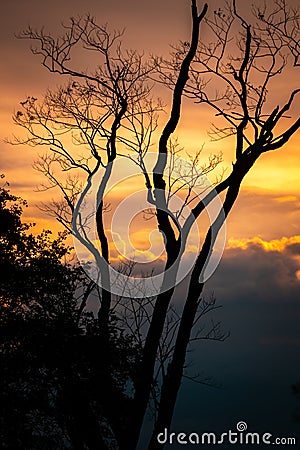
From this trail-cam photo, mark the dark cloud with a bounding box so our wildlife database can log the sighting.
[155,240,300,450]
[286,242,300,255]
[207,239,300,304]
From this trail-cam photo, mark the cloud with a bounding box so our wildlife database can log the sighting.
[274,195,298,203]
[205,235,300,305]
[227,235,300,252]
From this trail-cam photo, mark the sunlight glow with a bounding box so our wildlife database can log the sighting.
[227,235,300,252]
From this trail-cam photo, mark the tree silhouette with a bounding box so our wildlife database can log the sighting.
[9,0,300,448]
[0,178,141,449]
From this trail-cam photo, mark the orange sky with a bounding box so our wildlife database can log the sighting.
[1,0,300,259]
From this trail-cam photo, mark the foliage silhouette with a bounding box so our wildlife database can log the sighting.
[0,179,142,449]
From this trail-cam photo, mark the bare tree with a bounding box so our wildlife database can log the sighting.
[147,1,300,447]
[12,18,161,339]
[11,0,300,449]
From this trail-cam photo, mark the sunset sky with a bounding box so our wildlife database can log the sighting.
[1,0,300,238]
[1,0,300,447]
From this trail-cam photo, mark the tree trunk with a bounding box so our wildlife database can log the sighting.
[148,175,247,448]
